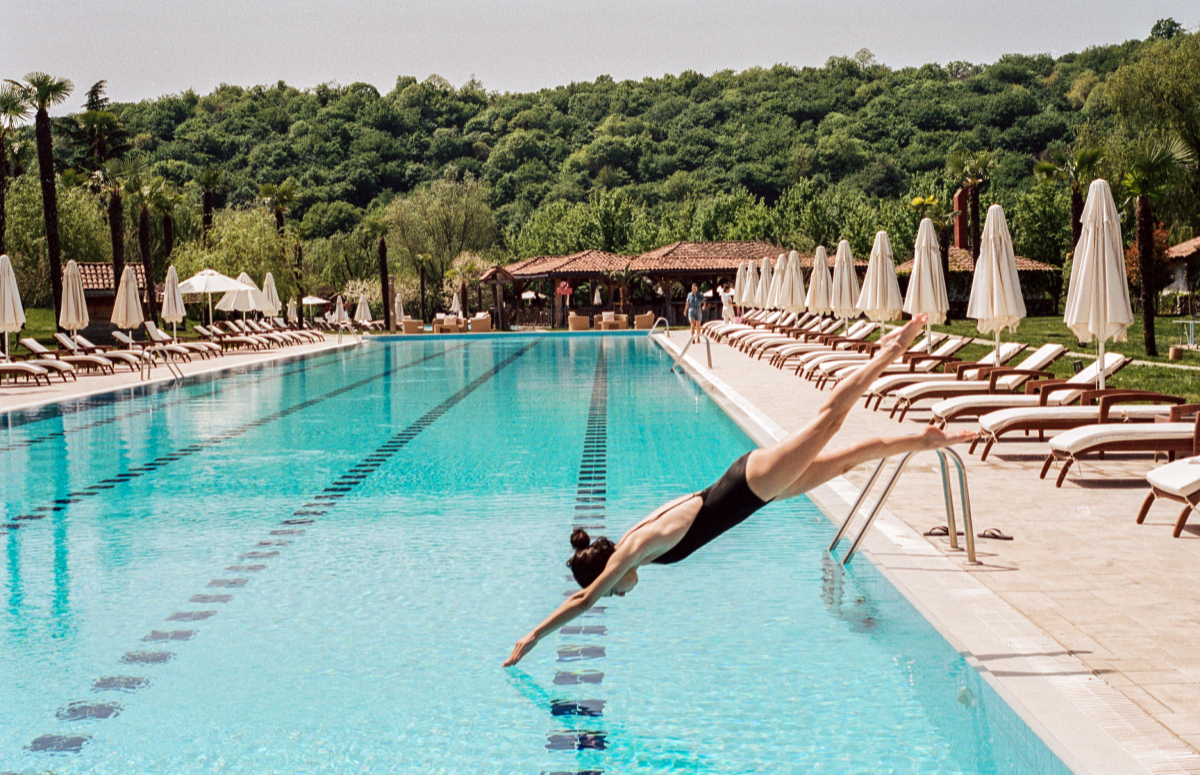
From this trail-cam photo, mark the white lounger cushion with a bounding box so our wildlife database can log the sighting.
[979,404,1174,434]
[1049,422,1194,455]
[1146,457,1200,499]
[932,352,1127,419]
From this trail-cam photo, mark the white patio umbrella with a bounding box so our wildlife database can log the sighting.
[112,265,144,344]
[59,260,89,337]
[450,289,462,316]
[0,254,26,357]
[287,297,298,325]
[593,285,602,306]
[302,295,328,305]
[394,291,405,321]
[261,272,282,317]
[334,295,347,326]
[1063,178,1133,389]
[355,295,371,323]
[732,262,746,310]
[754,256,773,310]
[161,265,187,339]
[806,246,832,315]
[777,250,807,314]
[856,231,903,323]
[216,272,266,316]
[178,269,254,324]
[830,240,861,323]
[968,204,1027,355]
[740,261,758,308]
[521,290,546,301]
[904,219,950,344]
[766,253,787,310]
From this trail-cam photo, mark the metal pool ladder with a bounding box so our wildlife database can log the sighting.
[669,333,712,371]
[647,317,671,338]
[829,448,978,566]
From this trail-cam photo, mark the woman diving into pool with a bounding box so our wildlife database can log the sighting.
[503,315,975,667]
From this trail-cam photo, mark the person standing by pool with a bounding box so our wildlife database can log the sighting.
[719,283,736,322]
[503,315,974,667]
[686,282,704,342]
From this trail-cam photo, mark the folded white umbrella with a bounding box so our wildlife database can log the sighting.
[830,240,861,322]
[355,295,371,322]
[777,251,807,314]
[806,246,832,315]
[161,265,187,339]
[59,260,89,335]
[394,291,405,321]
[766,254,787,310]
[1063,179,1133,389]
[968,204,1027,355]
[261,272,282,317]
[287,298,298,325]
[732,262,746,309]
[450,290,462,316]
[754,256,773,310]
[0,254,26,357]
[593,286,602,306]
[217,272,266,315]
[178,269,254,324]
[904,219,950,344]
[740,261,759,308]
[112,265,144,341]
[334,295,347,325]
[857,231,903,322]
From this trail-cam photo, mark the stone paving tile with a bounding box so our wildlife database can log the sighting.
[697,335,1200,755]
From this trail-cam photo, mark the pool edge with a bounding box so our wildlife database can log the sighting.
[652,332,1188,775]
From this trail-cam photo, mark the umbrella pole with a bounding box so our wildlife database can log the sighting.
[994,329,1001,358]
[1098,340,1106,390]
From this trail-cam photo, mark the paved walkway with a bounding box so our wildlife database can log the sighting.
[0,336,353,414]
[662,331,1200,772]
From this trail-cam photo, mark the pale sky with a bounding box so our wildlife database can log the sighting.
[3,0,1195,111]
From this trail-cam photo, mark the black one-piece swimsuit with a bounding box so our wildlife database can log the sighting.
[650,453,769,565]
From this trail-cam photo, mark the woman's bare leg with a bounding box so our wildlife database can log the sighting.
[744,316,930,501]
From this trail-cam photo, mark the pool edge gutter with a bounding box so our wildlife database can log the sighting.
[652,332,1192,775]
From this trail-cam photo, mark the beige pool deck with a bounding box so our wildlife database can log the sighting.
[655,331,1200,775]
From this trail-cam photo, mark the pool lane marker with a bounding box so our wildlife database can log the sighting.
[32,340,538,754]
[549,345,610,761]
[1,345,463,532]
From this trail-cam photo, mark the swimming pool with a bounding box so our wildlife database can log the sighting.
[0,335,1071,772]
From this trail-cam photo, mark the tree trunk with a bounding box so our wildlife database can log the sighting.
[162,213,174,262]
[0,142,8,255]
[378,236,391,330]
[34,107,64,323]
[202,189,213,246]
[969,185,981,261]
[1137,195,1157,357]
[274,206,284,234]
[937,224,953,320]
[419,264,426,323]
[139,205,154,323]
[108,191,125,279]
[293,242,306,328]
[1070,189,1084,255]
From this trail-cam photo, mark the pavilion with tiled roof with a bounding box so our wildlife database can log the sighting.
[895,247,1059,315]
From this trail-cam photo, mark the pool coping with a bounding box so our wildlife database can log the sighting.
[651,332,1197,775]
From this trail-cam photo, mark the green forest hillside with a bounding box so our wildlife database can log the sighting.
[1,19,1197,326]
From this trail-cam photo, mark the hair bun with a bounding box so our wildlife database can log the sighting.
[570,528,591,550]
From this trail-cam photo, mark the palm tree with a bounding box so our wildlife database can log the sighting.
[603,261,642,314]
[259,179,299,233]
[124,171,165,320]
[1034,146,1104,255]
[8,72,73,321]
[92,158,137,280]
[362,217,391,329]
[1123,138,1194,357]
[66,81,128,170]
[196,167,224,245]
[0,84,30,256]
[946,150,996,261]
[153,185,183,265]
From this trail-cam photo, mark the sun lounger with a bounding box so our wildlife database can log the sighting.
[0,356,52,386]
[929,351,1124,427]
[815,335,973,389]
[54,333,141,371]
[144,322,219,358]
[887,343,1067,420]
[243,319,302,345]
[732,316,839,354]
[1136,451,1200,536]
[764,321,879,365]
[20,338,115,374]
[796,331,948,379]
[271,318,324,343]
[745,318,857,358]
[194,324,263,351]
[231,320,290,345]
[1042,402,1200,487]
[972,390,1184,460]
[862,342,1027,409]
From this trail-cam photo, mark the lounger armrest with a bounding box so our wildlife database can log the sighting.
[845,341,880,354]
[1168,403,1200,422]
[1088,391,1186,422]
[904,354,961,371]
[1032,381,1089,406]
[989,369,1055,392]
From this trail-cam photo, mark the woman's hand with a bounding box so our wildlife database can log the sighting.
[503,633,539,667]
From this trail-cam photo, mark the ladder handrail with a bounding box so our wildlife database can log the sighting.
[647,317,671,338]
[829,447,977,566]
[670,333,713,371]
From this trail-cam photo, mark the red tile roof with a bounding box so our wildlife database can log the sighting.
[76,262,147,292]
[505,250,633,279]
[895,246,1056,274]
[1166,236,1200,261]
[629,241,794,273]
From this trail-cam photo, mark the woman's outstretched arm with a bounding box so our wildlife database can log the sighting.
[503,540,644,667]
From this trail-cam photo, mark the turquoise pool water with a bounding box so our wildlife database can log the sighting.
[0,335,1070,773]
